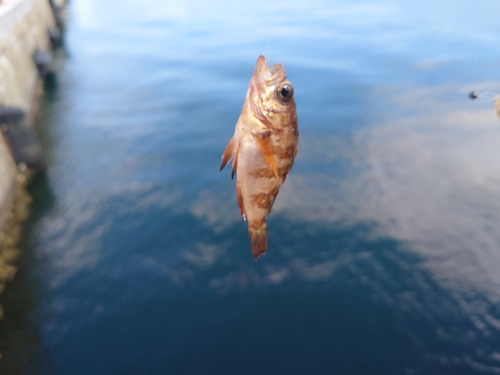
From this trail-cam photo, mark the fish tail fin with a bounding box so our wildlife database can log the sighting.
[248,219,267,259]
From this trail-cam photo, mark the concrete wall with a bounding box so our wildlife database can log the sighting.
[0,135,17,245]
[0,0,55,109]
[0,0,55,244]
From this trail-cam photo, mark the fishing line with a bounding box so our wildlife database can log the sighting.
[469,91,498,101]
[472,56,477,82]
[267,1,271,61]
[468,55,499,102]
[469,90,500,120]
[268,26,270,61]
[468,55,500,106]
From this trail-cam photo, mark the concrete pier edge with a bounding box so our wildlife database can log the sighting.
[0,0,66,297]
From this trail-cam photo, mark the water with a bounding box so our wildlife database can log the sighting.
[1,0,500,373]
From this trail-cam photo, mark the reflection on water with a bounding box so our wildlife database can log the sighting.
[190,83,500,372]
[1,0,500,373]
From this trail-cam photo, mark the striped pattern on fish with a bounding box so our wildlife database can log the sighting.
[220,55,298,259]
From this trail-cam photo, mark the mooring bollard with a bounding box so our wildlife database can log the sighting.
[0,106,45,172]
[33,50,54,78]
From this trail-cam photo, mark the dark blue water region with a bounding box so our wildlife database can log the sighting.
[1,0,500,373]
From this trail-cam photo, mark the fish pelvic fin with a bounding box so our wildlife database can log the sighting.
[251,131,279,178]
[220,136,234,172]
[248,219,267,259]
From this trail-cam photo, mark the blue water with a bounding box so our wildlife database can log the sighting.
[1,0,500,373]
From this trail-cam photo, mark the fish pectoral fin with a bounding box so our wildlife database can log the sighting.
[251,131,279,178]
[220,136,234,172]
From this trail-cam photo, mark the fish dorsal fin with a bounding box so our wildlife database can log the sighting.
[231,138,240,179]
[220,136,241,180]
[251,131,279,178]
[220,136,234,171]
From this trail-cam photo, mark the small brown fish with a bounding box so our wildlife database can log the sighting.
[220,55,298,259]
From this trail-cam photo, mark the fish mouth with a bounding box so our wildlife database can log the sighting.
[253,55,269,81]
[253,55,286,85]
[266,64,285,84]
[248,55,287,131]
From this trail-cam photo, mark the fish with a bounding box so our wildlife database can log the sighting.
[220,55,298,259]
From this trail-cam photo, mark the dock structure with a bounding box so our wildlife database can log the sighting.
[0,0,61,287]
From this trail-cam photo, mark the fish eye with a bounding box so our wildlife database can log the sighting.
[276,83,293,103]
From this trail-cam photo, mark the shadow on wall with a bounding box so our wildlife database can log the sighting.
[0,171,56,374]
